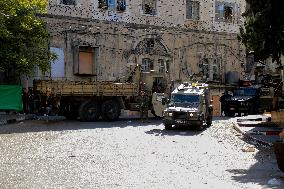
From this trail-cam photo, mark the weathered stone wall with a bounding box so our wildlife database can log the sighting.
[41,14,245,83]
[31,0,247,85]
[48,0,245,33]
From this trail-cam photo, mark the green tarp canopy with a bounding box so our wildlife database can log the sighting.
[0,85,23,111]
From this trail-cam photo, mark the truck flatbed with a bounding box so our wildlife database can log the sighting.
[34,80,139,97]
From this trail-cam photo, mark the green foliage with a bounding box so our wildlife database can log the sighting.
[240,0,283,63]
[0,0,54,78]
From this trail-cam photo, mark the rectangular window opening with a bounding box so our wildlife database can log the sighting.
[158,59,165,73]
[143,0,157,15]
[60,0,76,6]
[75,46,97,75]
[117,0,126,11]
[224,6,233,22]
[98,0,109,9]
[186,0,200,20]
[215,2,234,23]
[98,0,126,11]
[141,58,154,72]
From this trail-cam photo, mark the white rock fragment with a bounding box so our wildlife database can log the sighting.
[267,178,281,186]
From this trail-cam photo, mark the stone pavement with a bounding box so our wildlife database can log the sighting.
[233,114,284,146]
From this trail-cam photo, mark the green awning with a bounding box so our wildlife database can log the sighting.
[0,85,23,111]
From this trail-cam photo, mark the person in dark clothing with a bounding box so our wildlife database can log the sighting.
[139,91,149,122]
[219,91,232,116]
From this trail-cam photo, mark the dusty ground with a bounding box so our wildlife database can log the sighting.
[0,117,283,189]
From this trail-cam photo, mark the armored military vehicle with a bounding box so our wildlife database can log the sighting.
[224,85,274,116]
[163,82,213,130]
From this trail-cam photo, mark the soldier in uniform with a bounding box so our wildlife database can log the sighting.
[140,91,149,122]
[219,90,232,116]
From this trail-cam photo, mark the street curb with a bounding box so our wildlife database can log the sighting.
[0,114,26,126]
[233,122,273,147]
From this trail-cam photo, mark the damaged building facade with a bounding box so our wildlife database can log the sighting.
[36,0,246,86]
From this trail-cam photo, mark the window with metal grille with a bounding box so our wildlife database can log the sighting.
[117,0,126,11]
[186,0,200,20]
[141,58,154,72]
[60,0,76,6]
[212,58,221,81]
[143,0,157,15]
[158,59,165,73]
[199,58,209,78]
[98,0,126,11]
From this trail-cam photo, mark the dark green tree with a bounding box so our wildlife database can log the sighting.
[0,0,55,82]
[240,0,284,63]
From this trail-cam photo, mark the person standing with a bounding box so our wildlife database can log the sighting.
[139,91,149,122]
[219,90,232,116]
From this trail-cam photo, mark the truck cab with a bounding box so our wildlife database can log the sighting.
[163,82,213,130]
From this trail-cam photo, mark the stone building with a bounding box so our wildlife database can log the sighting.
[33,0,246,86]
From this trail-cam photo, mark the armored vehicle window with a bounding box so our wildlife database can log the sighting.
[234,88,257,96]
[172,94,199,103]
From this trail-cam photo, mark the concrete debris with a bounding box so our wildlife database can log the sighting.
[267,178,281,186]
[241,147,255,152]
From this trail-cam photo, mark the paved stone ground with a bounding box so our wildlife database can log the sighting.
[0,118,283,188]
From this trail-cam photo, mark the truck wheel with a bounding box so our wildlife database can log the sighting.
[164,124,172,130]
[101,100,120,121]
[60,101,78,120]
[79,101,100,121]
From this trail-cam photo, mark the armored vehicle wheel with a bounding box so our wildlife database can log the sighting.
[228,111,235,117]
[164,124,172,130]
[79,101,100,121]
[196,124,204,131]
[101,100,120,121]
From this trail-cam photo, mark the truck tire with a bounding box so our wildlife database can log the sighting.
[79,101,100,121]
[59,101,78,120]
[164,124,172,130]
[101,100,120,121]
